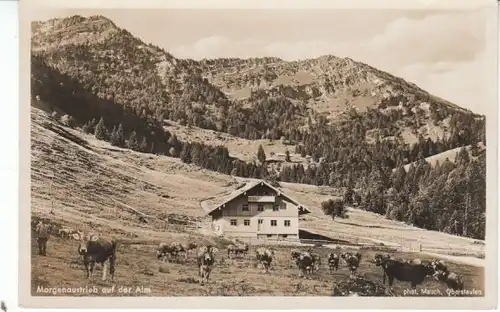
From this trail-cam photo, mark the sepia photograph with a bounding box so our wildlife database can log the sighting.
[19,0,498,309]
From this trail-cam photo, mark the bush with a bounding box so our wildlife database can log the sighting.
[51,111,59,120]
[60,114,75,128]
[321,198,347,220]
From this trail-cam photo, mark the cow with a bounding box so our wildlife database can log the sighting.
[227,243,249,259]
[430,260,448,272]
[156,242,179,262]
[255,247,275,273]
[170,242,199,261]
[72,231,117,281]
[292,251,317,278]
[58,227,76,239]
[196,245,218,285]
[327,252,340,273]
[435,269,464,290]
[169,242,185,262]
[340,252,362,274]
[34,220,50,256]
[430,260,464,290]
[373,253,435,289]
[310,252,321,272]
[291,250,301,261]
[165,242,190,263]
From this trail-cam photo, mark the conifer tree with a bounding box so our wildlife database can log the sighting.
[94,117,108,140]
[116,124,125,147]
[127,131,140,151]
[180,143,191,163]
[140,136,148,153]
[257,144,266,163]
[110,126,119,146]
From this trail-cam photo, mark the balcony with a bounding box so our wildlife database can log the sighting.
[247,195,276,203]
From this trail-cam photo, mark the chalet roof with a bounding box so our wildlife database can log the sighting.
[200,179,311,216]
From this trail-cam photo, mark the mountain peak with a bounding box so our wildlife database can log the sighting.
[31,14,122,51]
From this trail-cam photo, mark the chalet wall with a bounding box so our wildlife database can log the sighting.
[209,183,304,238]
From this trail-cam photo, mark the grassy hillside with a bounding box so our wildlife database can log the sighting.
[31,106,485,256]
[31,107,484,296]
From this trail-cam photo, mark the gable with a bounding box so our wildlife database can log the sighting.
[200,180,311,216]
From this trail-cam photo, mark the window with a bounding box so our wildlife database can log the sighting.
[271,220,277,226]
[242,204,249,211]
[258,219,263,224]
[244,219,250,226]
[283,234,288,238]
[284,220,291,227]
[267,234,272,238]
[273,204,279,211]
[257,204,264,211]
[230,219,237,226]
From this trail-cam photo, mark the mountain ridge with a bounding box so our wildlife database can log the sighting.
[30,14,486,240]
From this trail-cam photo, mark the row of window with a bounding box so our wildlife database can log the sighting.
[242,204,280,211]
[230,219,291,227]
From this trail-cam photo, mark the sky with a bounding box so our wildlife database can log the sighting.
[30,8,495,115]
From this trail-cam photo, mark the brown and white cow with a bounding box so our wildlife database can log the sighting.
[196,245,219,285]
[292,251,318,278]
[341,252,362,274]
[58,227,76,239]
[156,242,177,262]
[256,247,275,273]
[430,260,464,290]
[72,231,117,281]
[327,252,340,273]
[227,243,249,259]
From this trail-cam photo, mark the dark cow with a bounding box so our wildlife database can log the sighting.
[227,243,249,258]
[327,252,340,273]
[196,245,219,285]
[373,253,435,289]
[291,250,301,261]
[292,251,316,278]
[72,231,117,281]
[430,260,464,290]
[435,270,464,290]
[256,247,275,273]
[156,242,179,262]
[170,242,185,262]
[35,221,50,256]
[341,252,362,274]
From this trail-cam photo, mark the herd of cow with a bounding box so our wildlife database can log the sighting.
[33,219,465,294]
